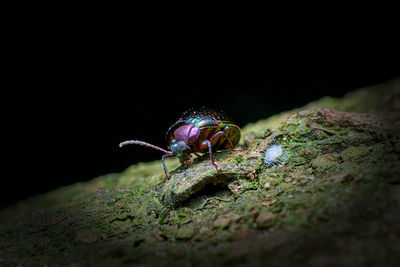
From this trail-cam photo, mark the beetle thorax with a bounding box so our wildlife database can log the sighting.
[172,124,200,143]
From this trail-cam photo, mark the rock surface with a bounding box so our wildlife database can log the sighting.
[1,78,399,266]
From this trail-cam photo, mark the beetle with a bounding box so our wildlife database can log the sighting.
[119,108,245,184]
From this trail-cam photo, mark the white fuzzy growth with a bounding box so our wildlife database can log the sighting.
[264,141,287,167]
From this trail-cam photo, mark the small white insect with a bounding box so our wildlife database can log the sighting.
[264,140,287,167]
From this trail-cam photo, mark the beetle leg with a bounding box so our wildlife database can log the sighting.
[198,130,246,171]
[198,131,229,152]
[201,139,220,171]
[221,128,249,152]
[158,153,175,185]
[232,147,249,152]
[207,130,242,152]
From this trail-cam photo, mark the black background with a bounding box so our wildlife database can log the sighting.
[6,51,399,209]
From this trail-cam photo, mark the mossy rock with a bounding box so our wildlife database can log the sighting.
[1,78,399,266]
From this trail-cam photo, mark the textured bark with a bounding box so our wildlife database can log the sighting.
[1,79,399,266]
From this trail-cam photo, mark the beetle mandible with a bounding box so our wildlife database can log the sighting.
[119,108,245,184]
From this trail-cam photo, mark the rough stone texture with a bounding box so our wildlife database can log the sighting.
[1,78,399,266]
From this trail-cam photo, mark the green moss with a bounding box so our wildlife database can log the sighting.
[1,79,400,266]
[234,154,243,165]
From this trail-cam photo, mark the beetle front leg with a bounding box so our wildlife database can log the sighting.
[158,153,175,185]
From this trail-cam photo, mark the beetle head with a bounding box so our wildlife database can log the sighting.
[170,140,192,164]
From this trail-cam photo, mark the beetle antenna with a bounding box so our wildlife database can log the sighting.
[119,140,171,154]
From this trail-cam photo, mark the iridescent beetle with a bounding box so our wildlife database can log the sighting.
[119,108,244,184]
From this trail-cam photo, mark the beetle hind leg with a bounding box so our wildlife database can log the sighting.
[211,130,247,152]
[222,129,249,152]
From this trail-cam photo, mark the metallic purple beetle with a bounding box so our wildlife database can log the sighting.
[119,108,244,184]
